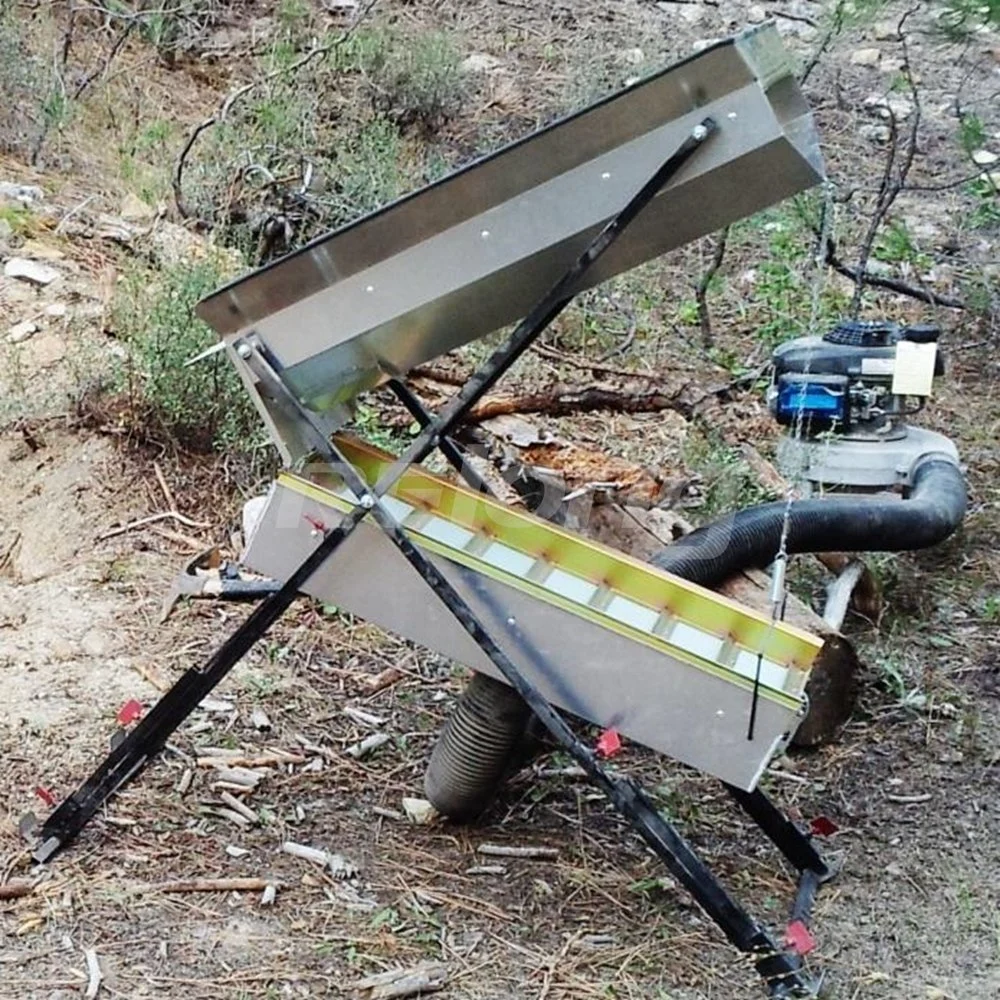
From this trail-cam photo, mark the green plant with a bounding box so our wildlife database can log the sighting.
[683,430,778,519]
[328,117,403,224]
[112,252,265,456]
[938,0,1000,39]
[965,177,1000,231]
[873,219,930,267]
[361,29,467,128]
[0,203,36,237]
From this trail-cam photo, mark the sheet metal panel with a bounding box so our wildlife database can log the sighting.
[243,447,822,790]
[198,25,823,411]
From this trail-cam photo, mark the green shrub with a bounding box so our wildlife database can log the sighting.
[112,252,264,456]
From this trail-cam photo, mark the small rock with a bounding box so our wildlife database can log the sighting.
[621,47,645,66]
[402,797,439,825]
[859,124,892,144]
[250,707,272,730]
[851,48,882,67]
[49,637,79,661]
[0,218,13,245]
[3,257,60,286]
[866,259,893,278]
[872,20,898,42]
[0,182,44,205]
[879,57,905,74]
[119,192,155,222]
[7,320,38,344]
[44,302,68,318]
[864,94,914,121]
[80,628,113,657]
[748,5,767,24]
[149,220,204,267]
[971,149,999,166]
[26,333,67,368]
[460,53,503,74]
[21,239,65,261]
[677,4,704,26]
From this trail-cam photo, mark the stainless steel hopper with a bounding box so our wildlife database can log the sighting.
[197,24,823,460]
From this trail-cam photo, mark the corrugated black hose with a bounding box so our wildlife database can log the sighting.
[424,456,967,819]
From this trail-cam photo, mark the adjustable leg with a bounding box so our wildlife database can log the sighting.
[725,784,829,877]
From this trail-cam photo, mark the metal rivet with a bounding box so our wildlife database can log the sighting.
[236,343,252,359]
[365,284,375,293]
[692,124,709,141]
[601,171,611,180]
[480,229,490,239]
[727,112,738,120]
[506,617,516,626]
[359,495,374,509]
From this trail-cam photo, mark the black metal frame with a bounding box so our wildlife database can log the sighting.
[31,119,830,997]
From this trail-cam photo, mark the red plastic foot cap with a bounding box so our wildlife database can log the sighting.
[785,919,816,956]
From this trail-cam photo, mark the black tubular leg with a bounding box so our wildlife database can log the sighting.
[33,123,714,865]
[387,379,493,497]
[724,784,829,878]
[247,352,815,997]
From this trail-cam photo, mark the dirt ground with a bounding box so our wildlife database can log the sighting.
[1,1,999,999]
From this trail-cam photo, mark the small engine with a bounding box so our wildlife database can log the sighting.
[769,320,960,492]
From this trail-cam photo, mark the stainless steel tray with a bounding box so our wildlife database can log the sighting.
[198,24,823,417]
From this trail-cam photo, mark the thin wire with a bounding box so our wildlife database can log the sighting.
[747,182,835,741]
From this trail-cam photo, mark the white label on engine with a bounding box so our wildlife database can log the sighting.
[892,341,937,396]
[861,357,895,376]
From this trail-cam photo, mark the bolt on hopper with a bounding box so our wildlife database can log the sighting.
[33,25,834,997]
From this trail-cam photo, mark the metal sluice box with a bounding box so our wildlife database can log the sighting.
[32,28,835,990]
[202,23,828,789]
[244,438,823,790]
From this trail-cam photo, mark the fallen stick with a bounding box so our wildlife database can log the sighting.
[196,752,303,768]
[354,963,448,1000]
[153,878,275,894]
[477,843,558,860]
[0,880,35,901]
[218,791,259,825]
[84,948,102,999]
[466,384,694,423]
[346,732,391,759]
[282,841,360,879]
[97,511,210,541]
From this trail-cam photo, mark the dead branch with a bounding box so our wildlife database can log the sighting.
[71,18,136,100]
[152,877,276,894]
[824,238,965,309]
[477,843,559,860]
[0,880,35,901]
[464,384,696,423]
[799,0,848,86]
[96,510,209,541]
[850,6,922,317]
[172,1,377,221]
[694,226,730,349]
[354,963,448,1000]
